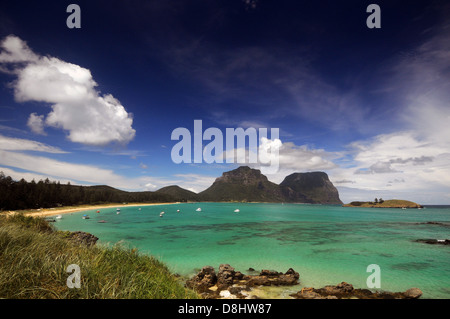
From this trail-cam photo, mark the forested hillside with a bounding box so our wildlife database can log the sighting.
[0,172,174,210]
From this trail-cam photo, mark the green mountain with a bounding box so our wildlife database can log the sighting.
[198,166,342,204]
[280,172,343,204]
[198,166,285,202]
[155,185,199,202]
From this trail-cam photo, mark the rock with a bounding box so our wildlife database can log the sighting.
[67,231,98,246]
[285,268,300,279]
[260,269,281,277]
[234,271,244,280]
[415,239,450,245]
[186,264,301,298]
[404,288,423,299]
[246,268,299,286]
[217,264,236,289]
[336,282,354,292]
[291,282,422,299]
[219,290,237,299]
[246,276,271,287]
[185,266,217,293]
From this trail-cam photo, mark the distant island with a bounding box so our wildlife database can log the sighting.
[343,199,423,209]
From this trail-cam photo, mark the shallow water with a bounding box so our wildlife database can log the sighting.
[54,203,450,298]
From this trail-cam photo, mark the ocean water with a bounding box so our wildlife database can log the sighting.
[54,203,450,298]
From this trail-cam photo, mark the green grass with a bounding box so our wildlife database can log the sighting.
[0,213,199,299]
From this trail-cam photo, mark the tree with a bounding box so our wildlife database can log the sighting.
[379,198,384,204]
[374,198,378,203]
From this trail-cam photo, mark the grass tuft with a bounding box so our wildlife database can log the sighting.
[0,213,199,299]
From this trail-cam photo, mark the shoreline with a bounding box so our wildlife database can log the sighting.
[12,202,179,218]
[5,201,324,218]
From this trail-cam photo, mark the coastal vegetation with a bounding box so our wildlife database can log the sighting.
[0,213,199,299]
[0,172,175,210]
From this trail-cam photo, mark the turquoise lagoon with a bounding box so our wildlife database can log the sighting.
[54,203,450,298]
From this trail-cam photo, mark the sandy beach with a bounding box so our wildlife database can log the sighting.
[12,202,178,218]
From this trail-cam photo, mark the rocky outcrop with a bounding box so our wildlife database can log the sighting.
[290,282,423,299]
[280,172,343,204]
[415,239,450,245]
[66,231,99,246]
[217,264,236,289]
[186,264,300,299]
[185,266,217,293]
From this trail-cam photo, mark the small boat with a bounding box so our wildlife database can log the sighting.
[116,208,121,214]
[96,210,100,213]
[55,214,62,219]
[234,209,240,213]
[160,211,165,217]
[82,214,90,219]
[98,220,107,223]
[177,209,180,213]
[196,208,202,212]
[401,207,407,210]
[138,208,141,211]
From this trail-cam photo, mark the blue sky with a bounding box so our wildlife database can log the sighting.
[1,0,450,204]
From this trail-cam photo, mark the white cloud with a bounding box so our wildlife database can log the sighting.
[172,173,216,193]
[0,35,136,146]
[0,166,74,185]
[0,35,38,64]
[329,130,450,204]
[0,134,66,153]
[0,134,215,193]
[27,113,46,135]
[0,150,124,185]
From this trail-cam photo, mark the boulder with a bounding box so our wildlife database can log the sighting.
[285,268,300,279]
[404,288,423,299]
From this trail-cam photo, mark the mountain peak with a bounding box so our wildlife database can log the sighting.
[217,166,268,185]
[280,172,342,204]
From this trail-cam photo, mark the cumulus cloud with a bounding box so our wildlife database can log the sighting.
[0,35,136,145]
